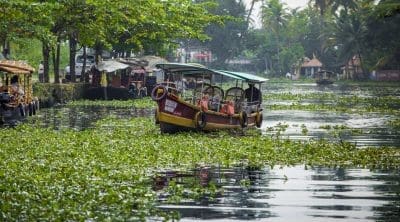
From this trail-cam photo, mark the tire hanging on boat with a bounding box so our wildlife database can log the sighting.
[195,111,206,129]
[28,103,33,116]
[151,85,167,101]
[255,111,263,128]
[34,100,40,111]
[32,102,36,115]
[155,107,160,124]
[19,104,25,117]
[239,111,248,128]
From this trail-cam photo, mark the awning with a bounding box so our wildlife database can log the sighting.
[216,70,268,83]
[96,60,130,73]
[0,60,35,74]
[156,63,245,81]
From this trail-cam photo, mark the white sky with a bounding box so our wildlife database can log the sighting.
[245,0,309,28]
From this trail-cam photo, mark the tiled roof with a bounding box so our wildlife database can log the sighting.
[302,58,322,67]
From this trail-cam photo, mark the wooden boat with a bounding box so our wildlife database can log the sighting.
[0,60,39,124]
[315,70,335,85]
[151,63,268,133]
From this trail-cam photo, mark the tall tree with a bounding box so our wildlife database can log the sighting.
[362,0,400,70]
[331,9,367,78]
[261,0,289,75]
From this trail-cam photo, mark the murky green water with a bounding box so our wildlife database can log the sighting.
[13,82,400,221]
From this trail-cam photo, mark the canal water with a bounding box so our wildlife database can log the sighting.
[17,82,400,221]
[157,165,399,222]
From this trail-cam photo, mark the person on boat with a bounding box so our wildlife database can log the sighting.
[174,77,187,94]
[210,94,221,111]
[220,100,234,115]
[197,93,209,112]
[244,83,261,103]
[187,78,195,89]
[10,75,24,102]
[128,82,137,98]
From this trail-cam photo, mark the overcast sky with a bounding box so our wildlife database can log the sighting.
[282,0,309,9]
[245,0,309,28]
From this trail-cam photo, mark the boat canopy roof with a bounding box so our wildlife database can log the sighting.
[216,70,268,83]
[0,60,35,74]
[156,63,267,83]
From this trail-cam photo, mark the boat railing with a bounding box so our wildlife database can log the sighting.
[241,100,261,114]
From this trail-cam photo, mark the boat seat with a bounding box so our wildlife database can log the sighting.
[225,87,245,113]
[202,85,224,111]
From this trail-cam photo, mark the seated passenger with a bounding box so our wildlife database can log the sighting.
[10,75,24,95]
[210,94,221,111]
[244,83,261,103]
[197,93,209,112]
[220,100,234,115]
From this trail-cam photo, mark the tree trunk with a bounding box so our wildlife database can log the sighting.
[80,46,87,82]
[2,39,10,59]
[54,36,61,83]
[52,36,61,84]
[42,43,50,83]
[357,53,366,80]
[69,34,77,82]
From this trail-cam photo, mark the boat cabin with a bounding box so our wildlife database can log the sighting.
[315,70,335,85]
[0,60,38,123]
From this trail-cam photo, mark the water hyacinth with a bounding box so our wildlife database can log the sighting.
[1,117,399,221]
[67,98,155,109]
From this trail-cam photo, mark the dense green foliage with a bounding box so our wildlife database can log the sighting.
[1,0,222,82]
[3,0,399,79]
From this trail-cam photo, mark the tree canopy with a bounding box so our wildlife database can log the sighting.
[1,0,399,80]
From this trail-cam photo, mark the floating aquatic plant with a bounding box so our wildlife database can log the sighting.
[67,98,155,109]
[1,117,399,221]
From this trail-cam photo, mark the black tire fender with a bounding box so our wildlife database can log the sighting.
[195,111,206,129]
[32,102,36,115]
[28,103,33,116]
[239,111,248,128]
[255,111,263,128]
[151,85,167,101]
[19,104,25,117]
[155,107,160,124]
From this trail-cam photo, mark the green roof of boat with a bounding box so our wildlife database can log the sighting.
[156,63,267,83]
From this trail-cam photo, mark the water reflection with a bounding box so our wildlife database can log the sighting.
[157,165,400,222]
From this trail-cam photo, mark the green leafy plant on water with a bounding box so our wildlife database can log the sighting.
[319,124,364,138]
[1,117,399,221]
[67,98,155,109]
[387,118,400,131]
[265,93,400,114]
[301,124,308,135]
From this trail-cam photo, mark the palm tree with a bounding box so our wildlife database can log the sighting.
[332,10,367,79]
[261,0,289,75]
[311,0,358,15]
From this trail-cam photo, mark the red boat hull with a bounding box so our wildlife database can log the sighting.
[154,92,261,133]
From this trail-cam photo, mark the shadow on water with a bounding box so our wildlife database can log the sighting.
[156,165,400,222]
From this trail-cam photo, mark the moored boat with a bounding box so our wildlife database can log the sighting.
[315,70,335,85]
[151,63,267,133]
[0,60,39,124]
